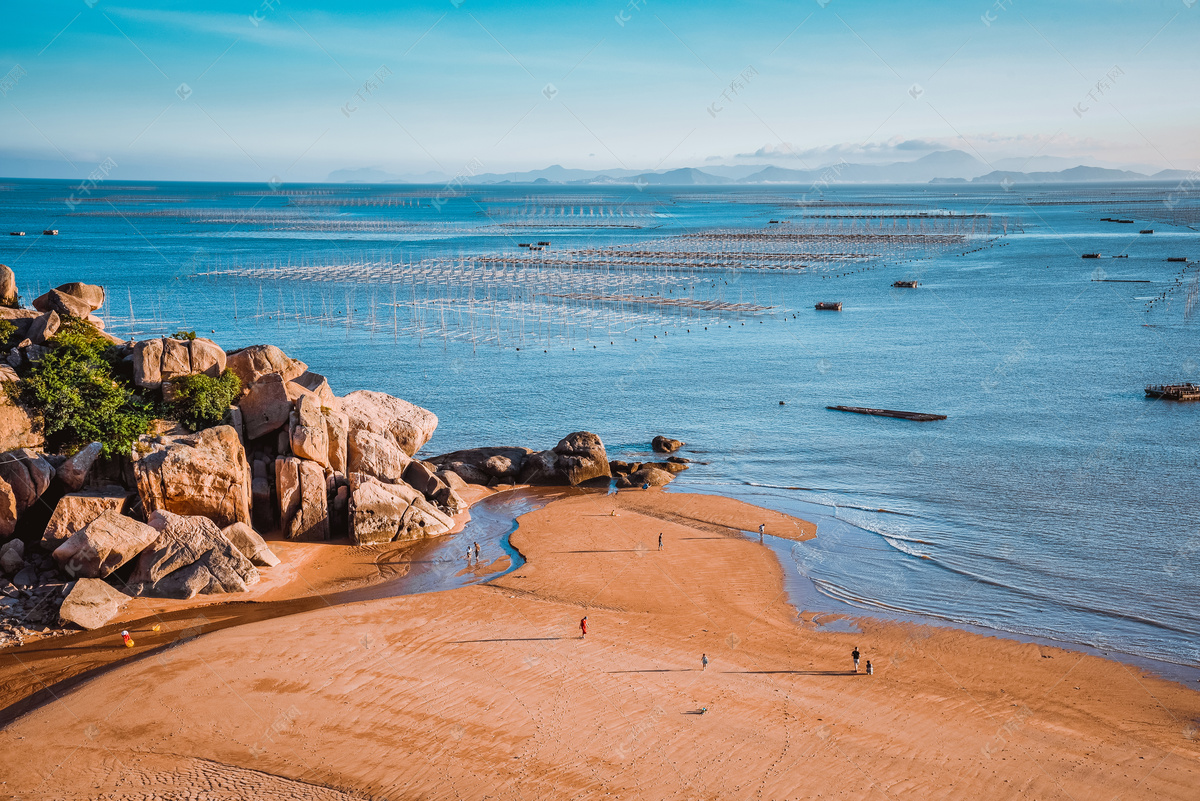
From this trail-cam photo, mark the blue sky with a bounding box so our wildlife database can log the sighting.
[1,0,1197,181]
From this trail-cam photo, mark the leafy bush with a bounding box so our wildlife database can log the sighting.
[171,330,197,341]
[18,318,152,457]
[165,369,242,431]
[0,319,15,347]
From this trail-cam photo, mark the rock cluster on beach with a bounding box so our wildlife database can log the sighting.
[0,265,690,643]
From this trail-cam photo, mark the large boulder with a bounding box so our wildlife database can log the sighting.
[27,311,60,346]
[31,288,92,319]
[0,264,17,306]
[652,435,684,454]
[290,371,336,406]
[50,282,105,311]
[616,466,676,489]
[288,459,329,541]
[159,337,191,380]
[57,441,103,491]
[132,338,164,389]
[516,434,611,486]
[239,374,292,441]
[0,479,17,538]
[221,522,280,568]
[275,456,302,535]
[426,446,531,477]
[0,448,54,515]
[188,337,226,378]
[226,344,307,390]
[132,425,252,528]
[128,510,259,599]
[41,486,132,550]
[340,390,437,457]
[347,429,410,483]
[289,394,329,467]
[52,510,159,578]
[325,410,348,474]
[58,579,129,630]
[0,392,41,453]
[348,473,454,545]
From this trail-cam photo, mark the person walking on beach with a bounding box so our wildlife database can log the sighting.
[759,523,765,542]
[701,653,709,670]
[865,660,873,676]
[658,532,663,551]
[473,542,480,559]
[580,616,588,638]
[852,646,861,673]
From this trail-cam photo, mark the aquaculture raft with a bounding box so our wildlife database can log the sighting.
[1145,383,1200,401]
[827,405,947,421]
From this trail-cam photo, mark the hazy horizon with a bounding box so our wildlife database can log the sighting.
[2,0,1199,182]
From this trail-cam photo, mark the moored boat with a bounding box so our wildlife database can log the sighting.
[815,301,842,311]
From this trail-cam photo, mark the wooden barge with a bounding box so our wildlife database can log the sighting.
[815,301,842,311]
[827,405,947,421]
[1145,383,1200,401]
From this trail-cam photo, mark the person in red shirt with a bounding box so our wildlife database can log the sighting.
[580,616,588,638]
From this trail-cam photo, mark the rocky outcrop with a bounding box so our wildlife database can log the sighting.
[275,456,301,535]
[188,337,226,378]
[52,510,159,578]
[0,392,41,453]
[41,486,132,550]
[221,522,280,567]
[289,459,328,541]
[289,394,329,467]
[57,441,103,491]
[58,578,128,630]
[27,311,60,346]
[0,449,54,520]
[132,425,252,529]
[349,473,454,545]
[132,338,164,389]
[0,264,17,306]
[652,435,684,454]
[31,288,93,319]
[347,429,410,483]
[427,447,531,479]
[616,466,675,489]
[290,371,336,406]
[517,433,610,486]
[226,344,307,390]
[159,337,192,380]
[239,374,292,441]
[341,390,437,457]
[131,336,227,389]
[128,510,259,599]
[45,282,104,311]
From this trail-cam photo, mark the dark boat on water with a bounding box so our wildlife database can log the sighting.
[827,405,946,421]
[1145,383,1200,401]
[1082,253,1101,259]
[815,302,842,311]
[892,280,918,288]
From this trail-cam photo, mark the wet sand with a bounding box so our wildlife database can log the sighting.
[1,488,1198,799]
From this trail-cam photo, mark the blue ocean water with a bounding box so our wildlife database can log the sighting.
[1,178,1197,671]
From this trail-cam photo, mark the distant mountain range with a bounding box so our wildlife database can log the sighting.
[327,151,1193,186]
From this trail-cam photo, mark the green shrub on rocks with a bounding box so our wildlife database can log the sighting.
[165,369,242,432]
[171,330,197,341]
[17,318,152,457]
[0,319,15,347]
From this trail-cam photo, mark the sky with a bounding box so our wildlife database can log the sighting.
[1,0,1198,182]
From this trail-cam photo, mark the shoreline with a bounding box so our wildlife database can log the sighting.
[2,490,1199,798]
[668,480,1200,687]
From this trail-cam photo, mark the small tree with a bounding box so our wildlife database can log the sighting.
[18,319,152,457]
[165,369,242,431]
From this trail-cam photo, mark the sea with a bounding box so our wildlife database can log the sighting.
[1,177,1197,677]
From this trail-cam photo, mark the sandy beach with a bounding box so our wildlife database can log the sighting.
[1,488,1198,800]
